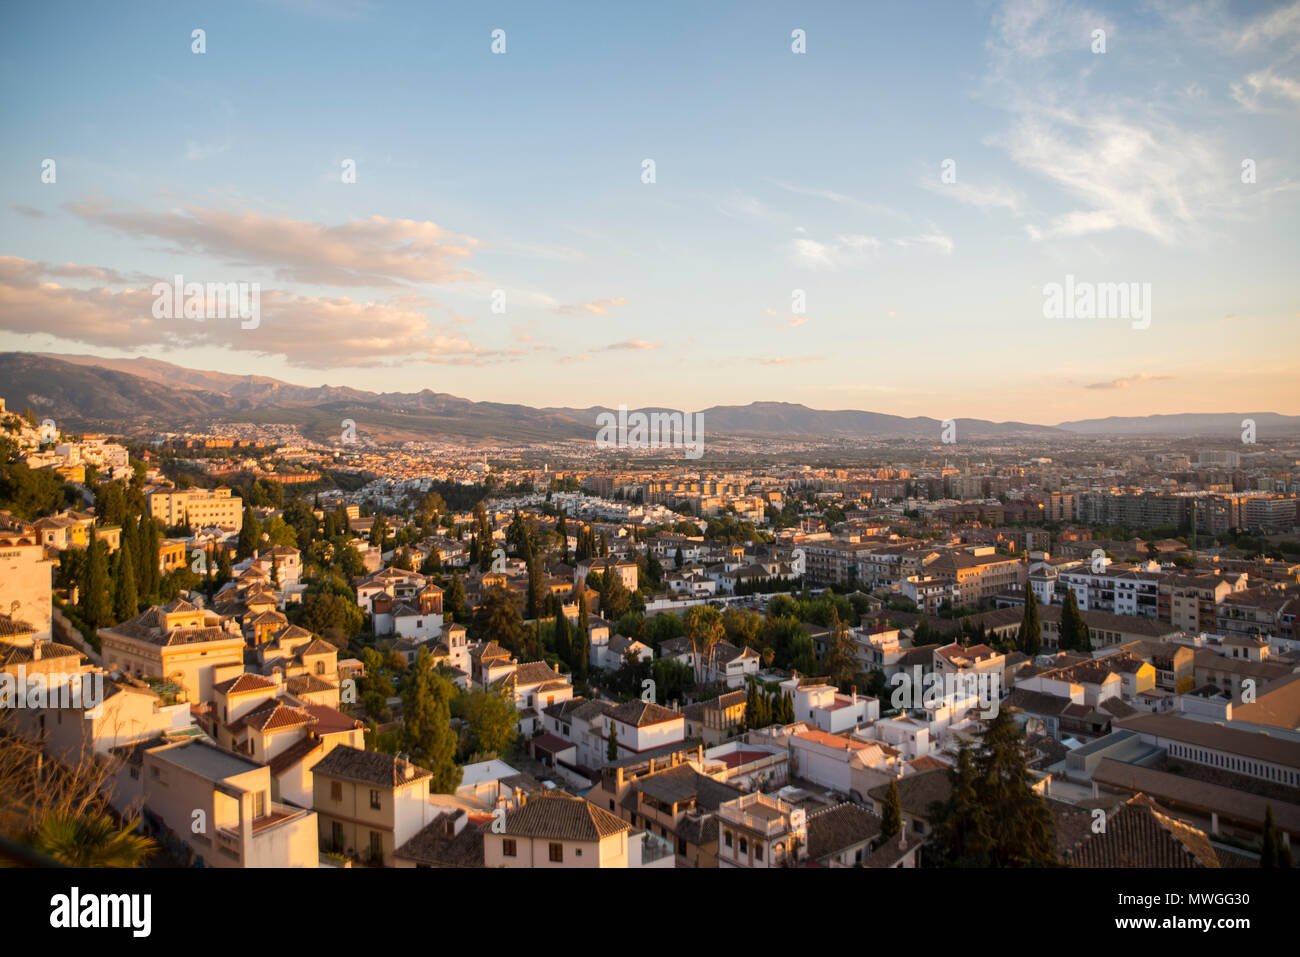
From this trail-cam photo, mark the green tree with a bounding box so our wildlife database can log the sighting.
[607,720,619,762]
[293,590,363,647]
[928,710,1057,867]
[445,572,467,621]
[401,647,461,793]
[684,605,725,687]
[237,505,262,560]
[881,778,902,844]
[600,571,632,620]
[574,595,590,680]
[457,687,519,758]
[819,608,858,692]
[1260,805,1293,868]
[80,529,110,629]
[27,811,155,868]
[113,535,138,622]
[1058,590,1090,652]
[1019,588,1041,656]
[553,606,572,665]
[471,586,525,656]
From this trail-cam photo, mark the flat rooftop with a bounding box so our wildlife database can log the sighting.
[154,740,263,781]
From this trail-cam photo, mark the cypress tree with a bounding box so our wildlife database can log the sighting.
[237,506,261,560]
[1260,805,1293,868]
[81,529,111,628]
[135,515,151,590]
[554,607,572,666]
[446,573,467,621]
[606,720,619,762]
[1020,589,1041,656]
[881,778,902,843]
[113,535,138,622]
[1059,590,1089,652]
[144,518,161,597]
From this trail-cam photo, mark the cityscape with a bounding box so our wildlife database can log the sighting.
[0,0,1296,932]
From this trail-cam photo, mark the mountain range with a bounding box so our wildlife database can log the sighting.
[1,352,1295,444]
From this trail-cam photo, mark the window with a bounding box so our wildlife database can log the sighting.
[369,831,383,861]
[370,789,381,810]
[503,839,517,857]
[330,781,343,802]
[253,791,266,819]
[739,837,748,854]
[549,842,563,862]
[755,844,763,861]
[724,830,732,848]
[331,821,344,850]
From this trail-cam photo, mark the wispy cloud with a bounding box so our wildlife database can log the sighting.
[601,338,660,351]
[551,297,627,317]
[0,257,509,368]
[68,201,481,287]
[1084,372,1173,390]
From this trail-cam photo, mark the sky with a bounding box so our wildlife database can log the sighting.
[1,0,1298,424]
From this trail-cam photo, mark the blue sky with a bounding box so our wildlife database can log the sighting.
[1,0,1297,423]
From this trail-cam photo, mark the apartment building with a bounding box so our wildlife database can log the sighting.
[142,739,318,868]
[1162,574,1248,633]
[1116,712,1300,789]
[928,550,1026,603]
[716,791,807,868]
[99,600,245,704]
[1057,562,1162,617]
[0,531,54,640]
[484,791,632,868]
[312,746,437,866]
[148,486,244,531]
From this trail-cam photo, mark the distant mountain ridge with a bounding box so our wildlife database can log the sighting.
[2,352,1296,442]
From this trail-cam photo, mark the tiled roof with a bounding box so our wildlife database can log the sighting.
[213,673,278,696]
[631,763,743,811]
[514,661,563,686]
[303,704,363,734]
[311,745,431,788]
[608,699,681,728]
[286,673,337,695]
[298,638,337,657]
[867,769,953,818]
[394,816,484,867]
[267,736,322,776]
[1064,794,1221,868]
[806,803,882,860]
[232,701,315,734]
[500,792,630,842]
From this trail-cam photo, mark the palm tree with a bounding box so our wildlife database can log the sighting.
[684,605,724,687]
[29,811,155,868]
